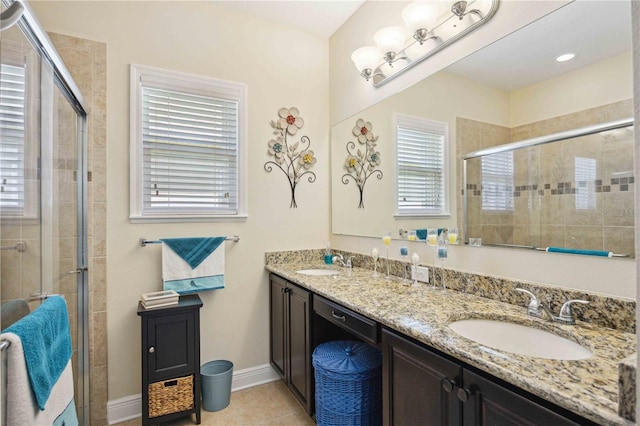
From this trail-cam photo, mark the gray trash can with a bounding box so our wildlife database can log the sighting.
[201,360,233,412]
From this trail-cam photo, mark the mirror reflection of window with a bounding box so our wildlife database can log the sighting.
[0,62,26,215]
[574,157,597,210]
[481,151,514,211]
[395,114,448,215]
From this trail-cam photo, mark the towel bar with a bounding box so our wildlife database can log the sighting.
[534,247,628,257]
[0,340,10,351]
[139,235,240,247]
[0,242,26,252]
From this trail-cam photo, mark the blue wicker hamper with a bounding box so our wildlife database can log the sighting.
[312,340,382,426]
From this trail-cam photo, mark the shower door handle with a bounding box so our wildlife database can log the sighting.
[70,267,88,274]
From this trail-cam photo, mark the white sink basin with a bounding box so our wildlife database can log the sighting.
[449,319,592,360]
[296,269,339,276]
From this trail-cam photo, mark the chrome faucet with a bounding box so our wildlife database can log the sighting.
[332,254,353,272]
[515,288,589,325]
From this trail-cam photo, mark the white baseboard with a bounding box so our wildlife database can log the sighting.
[107,364,280,425]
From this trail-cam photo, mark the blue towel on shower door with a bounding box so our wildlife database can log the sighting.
[3,296,72,410]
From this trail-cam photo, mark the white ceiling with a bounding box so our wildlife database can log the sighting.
[216,0,365,38]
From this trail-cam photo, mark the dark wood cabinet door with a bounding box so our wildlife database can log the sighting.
[382,329,461,426]
[269,275,287,378]
[460,370,581,426]
[288,283,312,412]
[146,311,195,382]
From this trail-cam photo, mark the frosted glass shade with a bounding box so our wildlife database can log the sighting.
[351,46,382,72]
[373,26,407,54]
[402,1,441,33]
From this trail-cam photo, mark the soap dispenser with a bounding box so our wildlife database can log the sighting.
[324,242,333,265]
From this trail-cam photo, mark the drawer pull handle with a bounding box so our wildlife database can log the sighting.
[164,380,177,387]
[148,346,155,354]
[331,310,346,322]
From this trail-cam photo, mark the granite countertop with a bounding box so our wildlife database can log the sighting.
[266,262,636,425]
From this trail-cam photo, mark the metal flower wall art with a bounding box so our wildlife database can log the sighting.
[264,107,316,208]
[342,118,383,208]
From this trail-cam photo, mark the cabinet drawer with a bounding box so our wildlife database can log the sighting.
[314,295,379,345]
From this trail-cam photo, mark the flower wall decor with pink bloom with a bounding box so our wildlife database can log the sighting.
[342,118,383,208]
[264,107,316,208]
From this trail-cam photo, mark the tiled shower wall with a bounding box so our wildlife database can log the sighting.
[457,100,634,257]
[50,33,108,424]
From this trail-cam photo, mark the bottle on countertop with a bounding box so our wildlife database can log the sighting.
[324,242,333,265]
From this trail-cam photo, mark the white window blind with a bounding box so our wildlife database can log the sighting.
[0,63,26,215]
[481,151,514,211]
[396,115,448,216]
[575,157,596,210]
[130,64,247,221]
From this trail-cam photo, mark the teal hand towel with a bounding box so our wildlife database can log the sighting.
[3,296,72,410]
[546,247,612,257]
[161,237,225,269]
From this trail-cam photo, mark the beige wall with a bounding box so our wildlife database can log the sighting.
[31,1,331,402]
[510,52,634,127]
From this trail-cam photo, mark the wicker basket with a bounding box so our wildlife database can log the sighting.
[148,375,194,418]
[313,341,382,426]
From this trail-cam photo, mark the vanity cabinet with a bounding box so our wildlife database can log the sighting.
[382,328,592,426]
[137,294,202,426]
[269,273,313,414]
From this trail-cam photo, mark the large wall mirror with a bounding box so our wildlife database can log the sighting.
[331,0,634,258]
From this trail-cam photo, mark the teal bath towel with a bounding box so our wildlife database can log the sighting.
[162,237,226,294]
[3,296,72,410]
[161,237,225,268]
[546,247,612,257]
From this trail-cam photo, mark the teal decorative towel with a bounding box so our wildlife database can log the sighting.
[3,296,72,410]
[546,247,612,257]
[161,237,225,269]
[162,237,226,294]
[415,228,444,241]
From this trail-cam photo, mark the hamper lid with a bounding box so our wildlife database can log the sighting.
[312,340,381,374]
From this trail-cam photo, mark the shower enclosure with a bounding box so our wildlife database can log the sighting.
[0,0,89,423]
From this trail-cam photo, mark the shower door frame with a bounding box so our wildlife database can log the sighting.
[3,0,90,423]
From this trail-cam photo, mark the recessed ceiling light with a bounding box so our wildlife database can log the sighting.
[556,53,576,62]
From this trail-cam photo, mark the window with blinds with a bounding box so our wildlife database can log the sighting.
[481,151,514,211]
[396,115,448,216]
[130,65,247,221]
[0,63,26,216]
[575,157,596,210]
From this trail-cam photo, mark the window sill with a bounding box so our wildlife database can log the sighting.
[130,214,248,224]
[393,212,450,219]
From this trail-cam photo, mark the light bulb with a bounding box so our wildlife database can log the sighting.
[373,26,407,57]
[351,46,382,76]
[402,1,441,34]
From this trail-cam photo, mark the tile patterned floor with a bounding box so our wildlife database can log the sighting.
[116,381,315,425]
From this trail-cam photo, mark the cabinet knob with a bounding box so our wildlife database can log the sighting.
[441,378,455,393]
[457,387,470,402]
[331,310,347,322]
[148,346,155,354]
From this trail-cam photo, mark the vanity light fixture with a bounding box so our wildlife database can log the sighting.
[556,53,576,62]
[351,0,500,87]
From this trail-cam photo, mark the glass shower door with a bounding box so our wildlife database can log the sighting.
[1,5,89,424]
